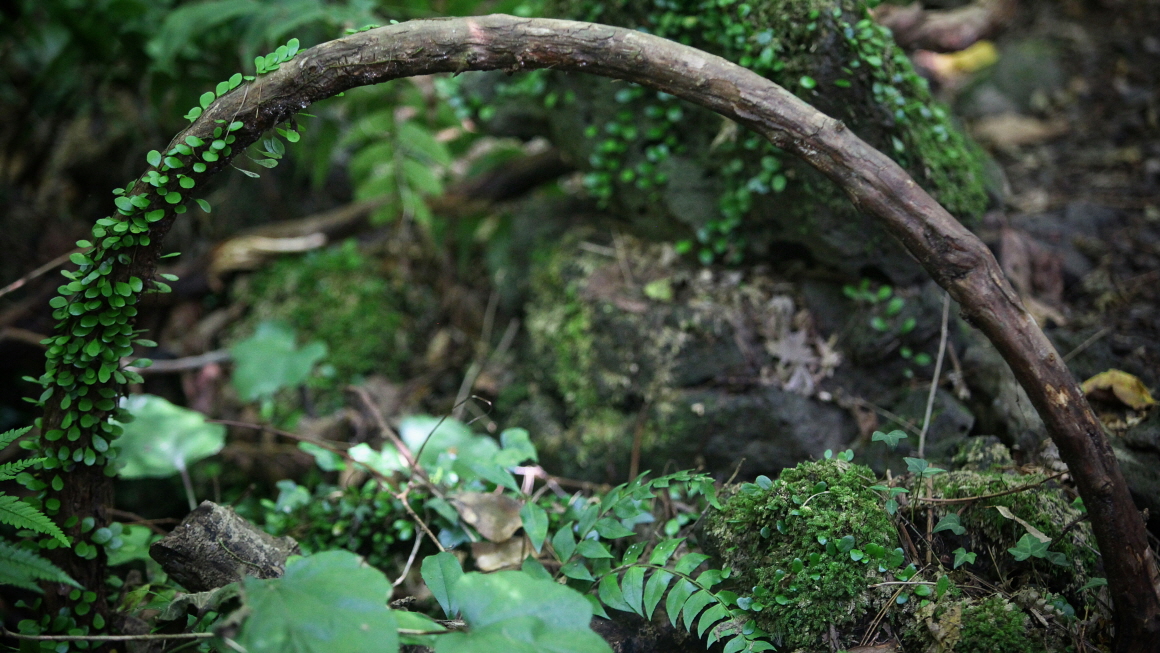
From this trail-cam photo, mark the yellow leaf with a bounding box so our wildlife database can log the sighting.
[1081,369,1157,410]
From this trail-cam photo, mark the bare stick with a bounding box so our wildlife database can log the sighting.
[0,249,80,299]
[918,293,951,458]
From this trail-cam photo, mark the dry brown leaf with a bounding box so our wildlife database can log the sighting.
[971,113,1069,149]
[1081,369,1157,410]
[471,537,530,572]
[994,505,1051,543]
[451,492,523,542]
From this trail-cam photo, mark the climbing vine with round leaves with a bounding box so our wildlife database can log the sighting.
[519,0,986,265]
[15,38,303,644]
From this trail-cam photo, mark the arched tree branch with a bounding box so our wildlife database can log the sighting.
[44,14,1159,650]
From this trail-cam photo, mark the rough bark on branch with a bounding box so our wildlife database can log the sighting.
[46,14,1159,650]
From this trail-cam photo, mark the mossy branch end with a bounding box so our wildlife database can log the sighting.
[30,13,1159,650]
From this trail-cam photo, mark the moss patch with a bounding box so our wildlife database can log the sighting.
[701,459,899,649]
[230,239,438,408]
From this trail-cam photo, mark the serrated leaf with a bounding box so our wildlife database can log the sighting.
[598,573,633,613]
[0,458,40,481]
[520,502,548,554]
[0,496,69,546]
[621,566,645,616]
[681,590,715,631]
[674,552,709,575]
[422,551,464,618]
[0,427,31,451]
[0,538,79,591]
[664,578,697,628]
[240,551,396,653]
[697,603,729,638]
[594,518,636,539]
[643,570,673,619]
[723,636,748,653]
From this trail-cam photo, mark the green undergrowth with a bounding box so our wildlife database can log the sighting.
[702,458,901,649]
[529,0,989,264]
[229,239,438,409]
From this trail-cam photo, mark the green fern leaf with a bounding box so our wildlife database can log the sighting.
[0,496,69,546]
[0,538,79,591]
[697,603,729,638]
[0,458,42,481]
[664,578,697,629]
[0,426,31,450]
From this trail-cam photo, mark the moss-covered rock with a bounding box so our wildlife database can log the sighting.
[700,458,901,649]
[534,0,990,280]
[519,228,855,480]
[907,594,1046,653]
[918,469,1100,594]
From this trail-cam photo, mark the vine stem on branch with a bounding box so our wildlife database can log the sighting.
[44,14,1159,650]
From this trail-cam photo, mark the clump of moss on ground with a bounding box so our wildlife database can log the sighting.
[701,458,900,649]
[230,239,438,408]
[907,594,1046,653]
[920,469,1100,592]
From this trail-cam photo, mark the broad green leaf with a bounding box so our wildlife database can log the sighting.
[552,523,577,563]
[697,603,729,638]
[871,429,908,450]
[932,513,966,535]
[723,636,748,653]
[594,518,636,539]
[421,551,464,618]
[597,574,633,613]
[643,570,673,619]
[577,540,613,559]
[681,590,715,630]
[159,583,239,621]
[240,551,396,653]
[113,394,225,479]
[494,428,537,466]
[936,575,952,599]
[229,321,327,401]
[1008,534,1050,561]
[560,559,594,581]
[519,502,548,554]
[402,159,443,196]
[649,538,684,565]
[438,570,611,653]
[1080,577,1108,591]
[674,552,709,575]
[0,538,79,591]
[520,557,552,581]
[664,578,697,628]
[620,566,645,616]
[397,610,446,648]
[107,524,160,566]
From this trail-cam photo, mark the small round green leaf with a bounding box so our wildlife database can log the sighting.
[146,150,162,167]
[199,92,215,109]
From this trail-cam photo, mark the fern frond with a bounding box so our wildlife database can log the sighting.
[0,458,42,481]
[0,495,69,546]
[0,538,80,591]
[0,426,31,450]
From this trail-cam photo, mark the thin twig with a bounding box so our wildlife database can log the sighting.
[918,292,950,459]
[1062,327,1112,363]
[0,249,80,299]
[392,525,425,587]
[349,386,415,468]
[914,471,1067,504]
[129,350,230,374]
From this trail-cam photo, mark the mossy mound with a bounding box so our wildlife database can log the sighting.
[516,228,855,480]
[907,594,1046,653]
[919,469,1100,593]
[537,0,990,279]
[229,239,439,409]
[700,458,899,649]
